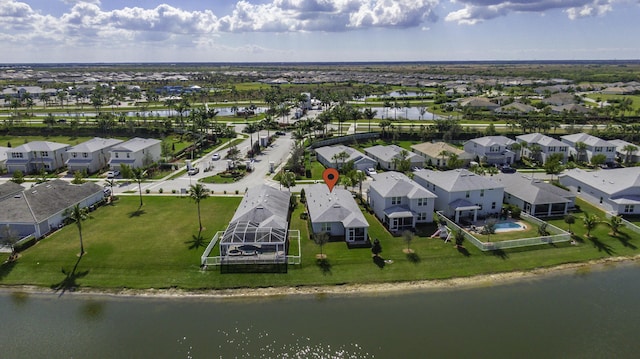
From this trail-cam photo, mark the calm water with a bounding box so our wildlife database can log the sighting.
[2,263,640,358]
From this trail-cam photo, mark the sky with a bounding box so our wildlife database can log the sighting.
[0,0,639,63]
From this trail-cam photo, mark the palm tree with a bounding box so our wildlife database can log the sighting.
[313,231,330,259]
[564,214,575,233]
[607,215,624,237]
[352,170,367,199]
[131,167,147,207]
[582,214,601,238]
[438,150,450,168]
[65,204,88,256]
[575,141,588,163]
[622,144,638,165]
[189,184,210,236]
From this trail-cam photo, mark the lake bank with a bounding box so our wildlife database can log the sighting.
[3,254,639,300]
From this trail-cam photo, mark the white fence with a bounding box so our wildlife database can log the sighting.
[605,212,640,236]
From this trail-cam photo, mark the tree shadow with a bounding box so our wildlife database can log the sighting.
[373,255,385,269]
[491,249,508,260]
[185,234,206,250]
[456,246,471,257]
[316,258,332,275]
[587,236,615,255]
[406,252,421,263]
[51,256,90,296]
[128,209,146,218]
[0,260,17,281]
[613,232,637,249]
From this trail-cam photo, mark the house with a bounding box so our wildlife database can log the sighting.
[0,180,104,240]
[463,136,516,165]
[0,146,9,171]
[560,133,617,164]
[542,93,576,106]
[559,168,640,215]
[5,141,70,174]
[305,183,369,245]
[413,169,505,223]
[516,133,569,164]
[494,173,575,217]
[363,145,425,170]
[550,103,591,115]
[66,137,124,174]
[314,145,377,171]
[108,137,161,170]
[411,141,473,168]
[368,172,437,231]
[459,97,499,111]
[494,102,536,114]
[609,139,640,164]
[218,185,291,264]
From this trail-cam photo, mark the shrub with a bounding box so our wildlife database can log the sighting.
[158,188,163,194]
[171,189,176,194]
[145,189,150,194]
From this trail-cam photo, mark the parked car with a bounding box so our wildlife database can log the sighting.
[275,131,286,136]
[365,167,377,176]
[500,166,516,173]
[106,170,120,179]
[211,153,220,161]
[188,167,199,176]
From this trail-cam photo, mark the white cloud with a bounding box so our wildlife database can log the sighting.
[445,0,618,24]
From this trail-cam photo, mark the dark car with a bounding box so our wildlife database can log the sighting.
[500,166,517,173]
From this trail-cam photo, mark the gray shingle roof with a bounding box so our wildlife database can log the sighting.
[11,141,69,152]
[230,184,290,230]
[314,145,375,165]
[560,133,614,147]
[68,137,123,153]
[370,171,436,199]
[560,167,640,196]
[466,136,515,147]
[413,169,504,192]
[305,183,368,228]
[111,137,161,152]
[516,133,565,148]
[494,173,572,205]
[364,145,424,163]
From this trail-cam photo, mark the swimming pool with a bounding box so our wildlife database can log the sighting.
[494,221,526,232]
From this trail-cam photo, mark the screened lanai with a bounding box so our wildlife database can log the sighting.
[219,220,288,263]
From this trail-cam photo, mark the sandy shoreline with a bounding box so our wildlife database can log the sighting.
[2,255,639,300]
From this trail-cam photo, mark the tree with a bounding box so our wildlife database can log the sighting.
[313,231,329,259]
[280,171,296,191]
[582,214,601,238]
[402,230,414,254]
[482,219,497,241]
[352,170,367,199]
[575,141,588,163]
[544,154,565,181]
[392,150,411,173]
[564,214,575,234]
[10,170,24,184]
[131,167,147,207]
[71,170,86,184]
[590,153,607,169]
[607,215,624,237]
[1,224,19,259]
[371,238,382,257]
[438,150,450,168]
[64,204,88,256]
[454,229,465,248]
[622,144,638,165]
[189,183,210,236]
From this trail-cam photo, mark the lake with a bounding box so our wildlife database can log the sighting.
[2,262,639,358]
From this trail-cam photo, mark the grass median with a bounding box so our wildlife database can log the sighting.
[1,196,638,292]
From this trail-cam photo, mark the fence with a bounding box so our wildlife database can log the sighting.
[435,211,571,251]
[200,230,301,268]
[308,132,380,149]
[605,212,640,236]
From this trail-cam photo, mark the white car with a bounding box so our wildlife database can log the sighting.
[365,168,377,176]
[187,167,199,176]
[106,170,120,179]
[211,153,220,161]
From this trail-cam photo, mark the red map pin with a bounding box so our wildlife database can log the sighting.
[322,168,339,192]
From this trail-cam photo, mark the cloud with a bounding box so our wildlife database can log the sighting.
[445,0,617,24]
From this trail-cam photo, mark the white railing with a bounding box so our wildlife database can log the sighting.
[604,212,640,235]
[200,231,223,267]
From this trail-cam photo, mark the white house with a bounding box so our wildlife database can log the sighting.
[66,137,124,174]
[314,145,377,172]
[609,139,640,164]
[5,141,70,174]
[559,168,640,215]
[364,145,425,170]
[494,173,575,217]
[108,137,161,170]
[0,146,9,171]
[368,172,437,232]
[463,136,516,165]
[516,133,569,164]
[305,183,369,245]
[0,180,104,239]
[560,133,616,164]
[413,169,505,223]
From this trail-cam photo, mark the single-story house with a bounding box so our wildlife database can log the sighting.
[364,145,425,170]
[368,171,437,231]
[108,137,161,170]
[218,184,291,264]
[66,137,124,174]
[559,167,640,215]
[413,169,504,223]
[0,179,104,240]
[305,183,369,245]
[314,145,377,171]
[494,102,537,114]
[5,141,70,174]
[494,173,575,217]
[411,142,473,168]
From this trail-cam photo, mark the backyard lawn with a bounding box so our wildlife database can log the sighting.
[1,196,639,292]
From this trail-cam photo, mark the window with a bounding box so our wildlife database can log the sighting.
[577,186,581,193]
[595,147,602,152]
[126,153,130,158]
[417,198,427,206]
[72,153,77,158]
[11,152,23,159]
[321,223,331,232]
[40,151,49,157]
[624,205,635,213]
[83,152,88,158]
[115,153,119,158]
[549,146,556,152]
[417,213,427,221]
[480,189,485,197]
[491,202,496,209]
[600,197,603,204]
[560,147,567,152]
[465,191,470,198]
[391,197,401,205]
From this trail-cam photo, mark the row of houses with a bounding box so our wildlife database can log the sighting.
[1,137,161,175]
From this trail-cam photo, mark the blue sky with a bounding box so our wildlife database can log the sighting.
[1,0,638,63]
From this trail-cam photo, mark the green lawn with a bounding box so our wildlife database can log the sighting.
[1,196,639,292]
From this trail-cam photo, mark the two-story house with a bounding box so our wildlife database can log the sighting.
[516,133,569,164]
[305,183,369,245]
[363,145,425,170]
[463,136,516,165]
[560,133,616,164]
[66,137,124,174]
[5,141,70,174]
[413,169,505,223]
[368,172,437,232]
[108,137,161,171]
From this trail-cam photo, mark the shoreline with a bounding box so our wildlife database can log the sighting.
[2,255,639,300]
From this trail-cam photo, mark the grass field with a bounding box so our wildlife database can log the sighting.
[1,196,638,292]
